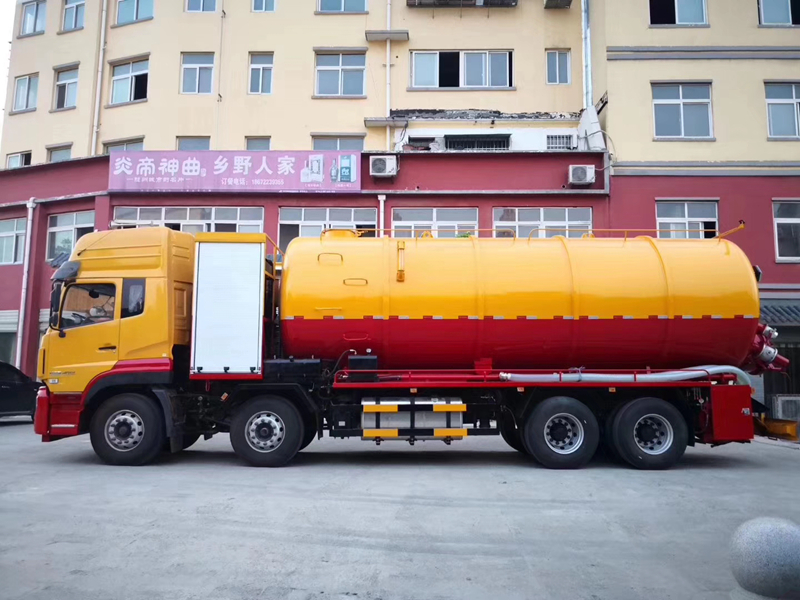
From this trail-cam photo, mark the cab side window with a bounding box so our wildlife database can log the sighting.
[61,284,117,329]
[122,279,146,319]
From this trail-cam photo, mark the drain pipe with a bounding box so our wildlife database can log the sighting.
[385,0,392,151]
[15,198,37,370]
[378,194,386,238]
[581,0,593,109]
[90,0,109,155]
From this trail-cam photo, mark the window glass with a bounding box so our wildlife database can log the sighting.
[61,284,116,329]
[654,104,683,137]
[489,52,509,87]
[676,0,705,23]
[413,53,437,87]
[683,104,711,137]
[247,138,271,151]
[394,209,433,221]
[122,280,146,318]
[761,0,792,23]
[464,53,486,87]
[177,137,210,151]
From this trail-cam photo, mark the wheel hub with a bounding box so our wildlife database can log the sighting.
[104,410,145,452]
[634,414,674,456]
[544,413,585,455]
[246,412,286,453]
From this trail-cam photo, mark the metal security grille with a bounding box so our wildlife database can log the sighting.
[546,134,577,150]
[445,135,510,151]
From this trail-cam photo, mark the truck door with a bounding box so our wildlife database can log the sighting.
[46,281,121,394]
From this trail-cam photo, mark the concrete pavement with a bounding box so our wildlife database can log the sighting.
[1,418,799,600]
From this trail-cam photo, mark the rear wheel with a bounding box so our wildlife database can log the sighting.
[611,397,688,470]
[602,404,624,461]
[499,411,527,453]
[90,394,165,466]
[522,396,599,469]
[299,421,317,451]
[230,396,304,467]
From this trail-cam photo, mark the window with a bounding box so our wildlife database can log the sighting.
[6,152,32,169]
[111,59,148,105]
[766,84,800,138]
[249,54,273,94]
[48,146,72,163]
[652,83,713,139]
[104,139,144,153]
[20,1,46,35]
[0,334,15,365]
[63,0,84,30]
[253,0,275,11]
[445,135,510,151]
[760,0,800,24]
[656,202,718,239]
[392,208,478,238]
[181,54,214,94]
[316,54,366,97]
[546,134,577,150]
[546,50,570,85]
[246,138,271,151]
[279,207,376,252]
[113,206,264,234]
[0,219,27,265]
[122,279,146,318]
[47,211,95,260]
[61,284,116,329]
[312,136,364,151]
[411,51,512,89]
[177,137,210,151]
[318,0,366,12]
[493,208,592,239]
[650,0,707,24]
[774,202,800,260]
[117,0,153,24]
[13,74,38,112]
[55,68,79,110]
[187,0,216,12]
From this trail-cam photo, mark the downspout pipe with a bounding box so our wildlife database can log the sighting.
[378,194,386,238]
[15,198,37,370]
[581,0,593,109]
[385,0,392,151]
[90,0,110,155]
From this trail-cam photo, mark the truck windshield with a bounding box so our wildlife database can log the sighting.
[61,284,117,329]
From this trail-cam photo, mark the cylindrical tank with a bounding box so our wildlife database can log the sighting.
[280,232,762,370]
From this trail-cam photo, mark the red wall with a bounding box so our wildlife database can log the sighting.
[0,158,108,207]
[610,176,800,284]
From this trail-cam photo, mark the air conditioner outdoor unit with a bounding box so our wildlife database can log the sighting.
[370,155,399,178]
[772,395,800,422]
[568,165,596,185]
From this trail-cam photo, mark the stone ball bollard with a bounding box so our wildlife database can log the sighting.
[730,517,800,600]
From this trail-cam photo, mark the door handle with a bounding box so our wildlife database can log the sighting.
[98,345,117,351]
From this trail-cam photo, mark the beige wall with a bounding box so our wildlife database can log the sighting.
[2,0,586,162]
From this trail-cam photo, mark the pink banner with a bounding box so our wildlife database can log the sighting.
[108,151,361,193]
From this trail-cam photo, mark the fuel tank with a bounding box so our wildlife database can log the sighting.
[280,231,762,370]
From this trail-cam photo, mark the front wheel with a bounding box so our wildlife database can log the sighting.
[522,396,600,469]
[229,396,304,467]
[611,397,688,470]
[499,411,527,454]
[90,394,165,466]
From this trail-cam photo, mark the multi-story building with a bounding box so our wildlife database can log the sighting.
[2,0,589,160]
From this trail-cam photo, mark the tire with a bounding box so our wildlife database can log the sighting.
[522,396,600,469]
[611,397,688,470]
[299,421,317,451]
[602,404,624,461]
[229,396,304,467]
[90,394,165,466]
[499,411,527,454]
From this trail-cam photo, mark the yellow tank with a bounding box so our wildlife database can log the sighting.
[280,232,761,370]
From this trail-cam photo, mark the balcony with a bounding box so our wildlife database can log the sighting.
[406,0,518,7]
[544,0,573,7]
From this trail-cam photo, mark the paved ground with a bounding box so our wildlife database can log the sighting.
[1,418,799,600]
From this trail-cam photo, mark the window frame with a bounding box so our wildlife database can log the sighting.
[116,0,153,25]
[46,211,95,261]
[63,0,85,31]
[104,139,144,153]
[48,145,72,163]
[110,58,149,105]
[186,0,217,12]
[249,53,274,95]
[54,67,79,110]
[655,201,719,239]
[253,0,276,11]
[13,74,38,112]
[410,50,513,90]
[652,82,714,140]
[650,0,708,25]
[20,1,47,35]
[6,152,32,169]
[181,53,215,95]
[391,207,479,238]
[492,207,592,239]
[278,207,377,252]
[773,201,800,262]
[113,206,264,235]
[0,218,27,266]
[765,83,800,139]
[759,0,799,25]
[246,137,272,151]
[546,50,571,85]
[317,0,368,13]
[176,137,211,151]
[315,53,367,97]
[311,136,365,151]
[60,283,117,330]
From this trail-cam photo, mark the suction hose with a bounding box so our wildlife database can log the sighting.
[499,365,751,387]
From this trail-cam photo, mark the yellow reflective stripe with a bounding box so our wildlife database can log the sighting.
[434,428,468,437]
[432,404,466,412]
[363,429,399,438]
[363,405,398,413]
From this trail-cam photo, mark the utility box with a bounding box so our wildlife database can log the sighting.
[191,234,266,377]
